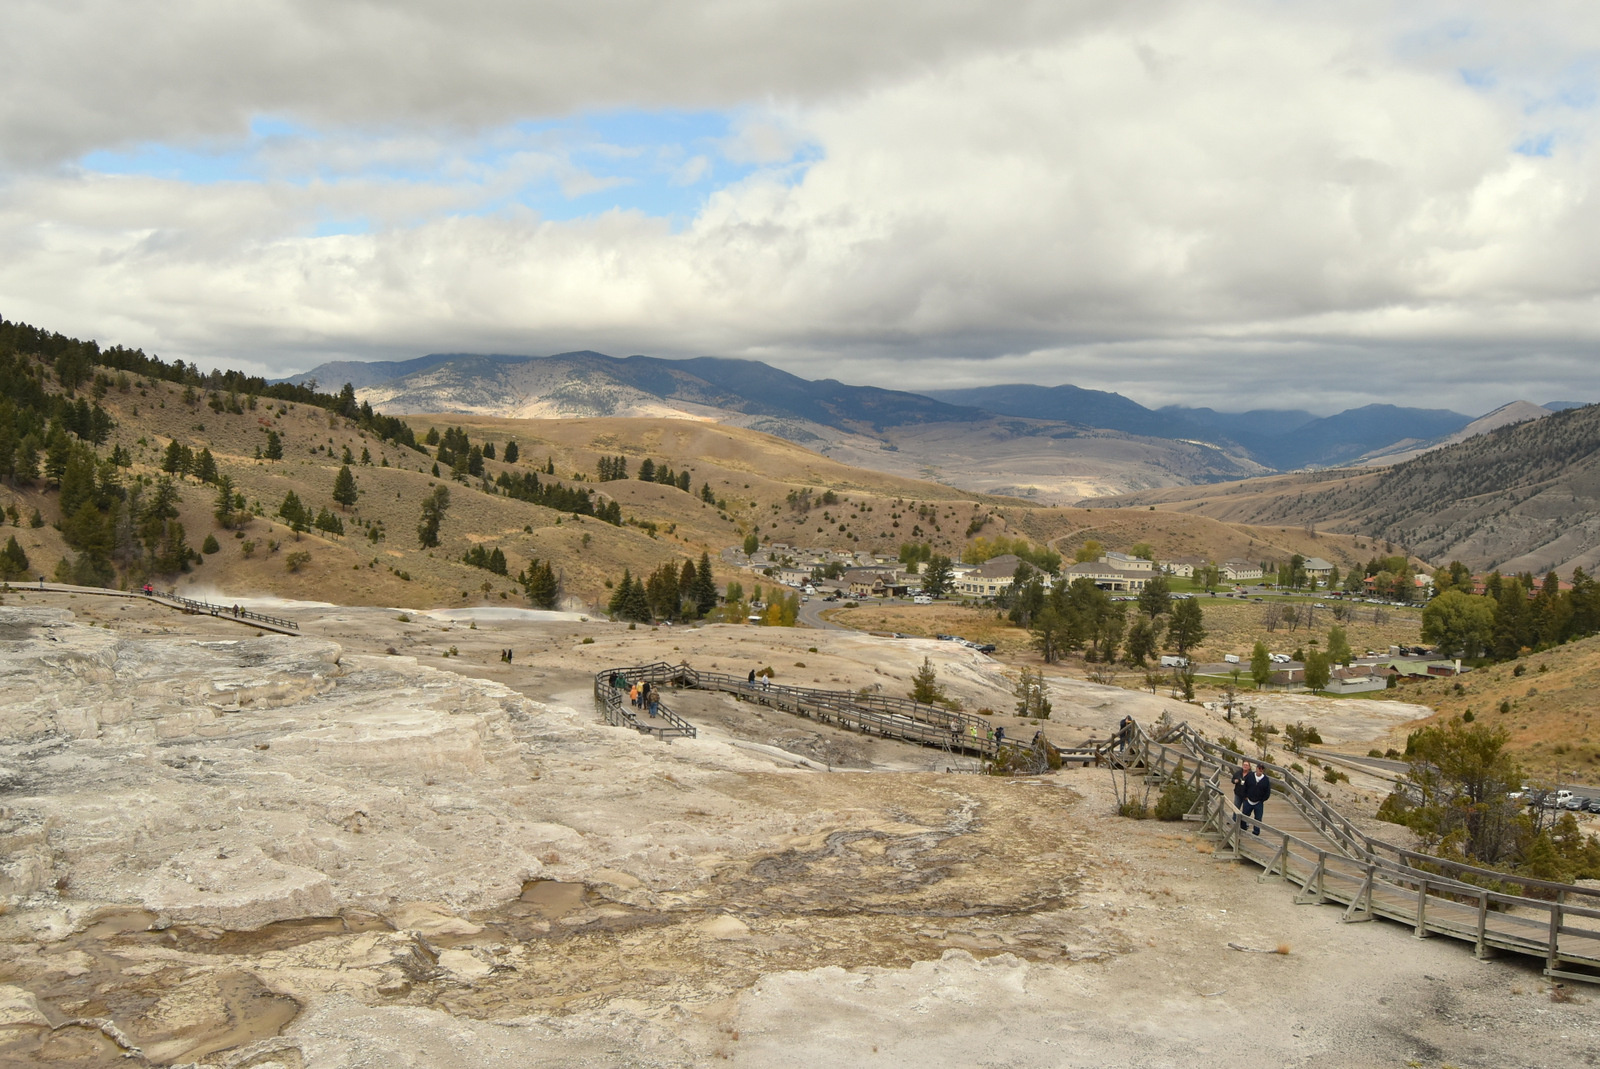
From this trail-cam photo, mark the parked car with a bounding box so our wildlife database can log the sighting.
[1586,797,1600,814]
[974,643,996,654]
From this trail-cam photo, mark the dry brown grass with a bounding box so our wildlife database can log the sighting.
[1187,597,1423,663]
[0,370,1441,616]
[1380,634,1600,785]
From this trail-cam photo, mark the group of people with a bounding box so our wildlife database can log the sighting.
[1231,758,1272,835]
[629,680,660,718]
[499,648,514,663]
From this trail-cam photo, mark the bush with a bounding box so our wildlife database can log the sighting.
[201,534,220,554]
[1153,762,1199,820]
[1376,790,1411,826]
[1323,767,1349,784]
[284,551,311,573]
[1117,798,1150,819]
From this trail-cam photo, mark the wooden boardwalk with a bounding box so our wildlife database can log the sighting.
[592,661,1054,767]
[1129,722,1600,983]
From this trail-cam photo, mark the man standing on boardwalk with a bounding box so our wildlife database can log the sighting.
[1241,762,1271,835]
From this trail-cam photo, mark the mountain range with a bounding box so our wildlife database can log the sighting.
[285,351,1581,501]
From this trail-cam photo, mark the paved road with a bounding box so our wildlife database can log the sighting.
[797,596,850,631]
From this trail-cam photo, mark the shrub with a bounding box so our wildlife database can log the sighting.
[284,551,311,573]
[1323,767,1349,784]
[201,534,220,554]
[1153,762,1199,820]
[581,636,594,644]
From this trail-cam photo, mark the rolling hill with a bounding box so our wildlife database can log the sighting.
[1101,402,1600,573]
[288,351,1272,501]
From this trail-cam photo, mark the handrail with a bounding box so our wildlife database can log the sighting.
[593,661,1037,761]
[150,589,300,631]
[1126,717,1600,979]
[1157,720,1600,904]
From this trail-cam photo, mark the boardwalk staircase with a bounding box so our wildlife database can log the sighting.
[1123,719,1600,984]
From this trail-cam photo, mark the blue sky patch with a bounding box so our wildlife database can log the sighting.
[78,108,817,231]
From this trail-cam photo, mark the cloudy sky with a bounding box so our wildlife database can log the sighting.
[3,0,1597,414]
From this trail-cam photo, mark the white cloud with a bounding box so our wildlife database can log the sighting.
[2,1,1599,414]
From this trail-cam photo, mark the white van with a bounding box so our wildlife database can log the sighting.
[913,594,933,605]
[1223,654,1241,664]
[1159,655,1189,668]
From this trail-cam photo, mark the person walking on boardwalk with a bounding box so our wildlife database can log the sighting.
[1241,762,1271,835]
[748,668,757,687]
[1231,759,1250,828]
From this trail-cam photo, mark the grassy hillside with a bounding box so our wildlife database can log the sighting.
[1371,634,1600,786]
[0,323,1422,612]
[1103,403,1600,573]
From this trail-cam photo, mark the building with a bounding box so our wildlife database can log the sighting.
[843,569,907,598]
[1060,560,1149,592]
[1304,557,1334,582]
[1102,551,1154,572]
[1223,559,1263,582]
[955,554,1025,599]
[1160,556,1207,578]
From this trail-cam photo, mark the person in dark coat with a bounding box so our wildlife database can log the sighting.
[1231,759,1250,827]
[1241,763,1272,835]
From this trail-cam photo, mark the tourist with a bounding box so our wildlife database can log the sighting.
[1232,759,1250,829]
[1242,762,1272,836]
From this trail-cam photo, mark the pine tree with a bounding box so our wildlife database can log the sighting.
[416,486,450,548]
[502,440,519,464]
[332,465,358,510]
[278,491,309,534]
[192,447,218,483]
[0,535,30,580]
[638,458,656,482]
[692,551,718,616]
[264,431,283,460]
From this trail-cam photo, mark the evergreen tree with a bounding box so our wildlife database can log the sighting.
[638,458,656,482]
[192,447,218,484]
[521,559,559,609]
[264,430,283,460]
[416,486,450,548]
[1166,598,1207,654]
[161,438,189,476]
[1136,574,1171,618]
[910,657,944,705]
[0,535,30,580]
[922,554,954,598]
[201,533,220,554]
[278,491,310,534]
[691,551,718,616]
[332,465,358,510]
[503,440,518,464]
[213,474,239,529]
[313,507,345,536]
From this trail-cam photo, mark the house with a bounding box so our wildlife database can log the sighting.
[1222,559,1263,582]
[955,554,1025,599]
[1304,557,1334,582]
[1103,551,1154,572]
[774,567,811,588]
[843,569,907,598]
[1160,556,1207,578]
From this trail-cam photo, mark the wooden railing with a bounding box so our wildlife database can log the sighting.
[149,589,300,631]
[592,661,1044,762]
[1118,717,1600,982]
